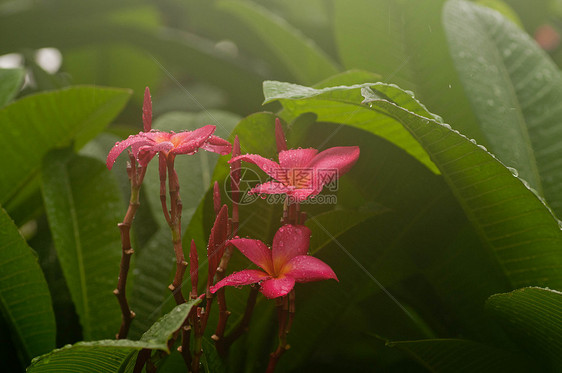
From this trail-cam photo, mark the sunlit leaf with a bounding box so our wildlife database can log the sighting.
[0,86,131,205]
[263,79,439,173]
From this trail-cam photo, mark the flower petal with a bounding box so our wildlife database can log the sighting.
[210,270,270,293]
[283,255,338,283]
[106,133,152,169]
[171,125,216,154]
[278,148,318,169]
[229,154,281,181]
[249,181,292,195]
[307,146,360,191]
[260,276,296,298]
[136,141,174,166]
[272,225,310,274]
[201,136,232,155]
[228,238,274,274]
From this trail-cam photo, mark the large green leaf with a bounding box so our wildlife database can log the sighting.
[333,0,481,140]
[0,207,55,361]
[0,67,24,107]
[263,79,439,173]
[360,84,562,289]
[386,338,535,372]
[444,0,562,217]
[27,299,200,372]
[486,287,562,369]
[41,150,123,340]
[218,0,339,85]
[0,86,131,205]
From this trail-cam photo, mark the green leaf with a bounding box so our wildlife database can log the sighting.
[0,86,131,205]
[361,84,562,289]
[444,0,562,217]
[0,206,55,361]
[41,150,124,340]
[387,338,535,372]
[486,287,562,369]
[218,0,339,85]
[263,79,439,173]
[27,299,200,372]
[0,67,24,107]
[333,0,481,142]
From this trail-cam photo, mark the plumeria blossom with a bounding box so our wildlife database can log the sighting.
[210,225,337,299]
[229,146,359,202]
[106,125,232,169]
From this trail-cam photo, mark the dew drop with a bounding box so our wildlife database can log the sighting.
[506,167,519,177]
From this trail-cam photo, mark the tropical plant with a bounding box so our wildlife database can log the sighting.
[1,0,562,372]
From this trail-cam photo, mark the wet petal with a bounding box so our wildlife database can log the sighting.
[106,133,152,169]
[260,276,296,298]
[228,238,274,274]
[249,181,292,195]
[229,154,281,181]
[171,125,216,154]
[278,148,318,169]
[210,270,270,293]
[272,225,310,274]
[201,135,232,155]
[136,141,174,166]
[307,146,360,191]
[283,255,338,283]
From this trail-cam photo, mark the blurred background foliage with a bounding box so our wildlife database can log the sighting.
[2,0,562,372]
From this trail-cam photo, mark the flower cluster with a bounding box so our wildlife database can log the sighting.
[107,91,359,372]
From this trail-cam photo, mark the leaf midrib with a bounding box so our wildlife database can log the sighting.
[60,164,90,335]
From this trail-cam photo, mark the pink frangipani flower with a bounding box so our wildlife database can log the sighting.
[229,146,359,202]
[210,225,338,298]
[106,125,232,169]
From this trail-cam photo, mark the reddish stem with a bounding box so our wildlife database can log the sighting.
[215,286,259,356]
[114,153,146,339]
[165,155,186,305]
[266,291,295,373]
